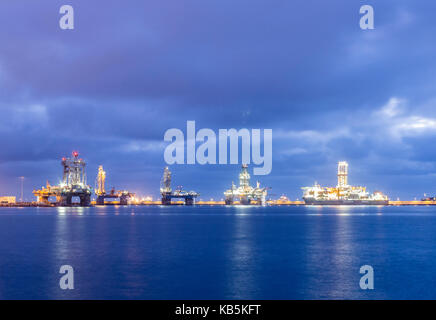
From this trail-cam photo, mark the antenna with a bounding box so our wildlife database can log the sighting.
[19,176,24,202]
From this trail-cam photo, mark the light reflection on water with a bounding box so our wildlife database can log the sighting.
[227,212,255,299]
[0,205,435,299]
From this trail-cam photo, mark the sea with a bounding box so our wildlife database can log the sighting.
[0,205,436,300]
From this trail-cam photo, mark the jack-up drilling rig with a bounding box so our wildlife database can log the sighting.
[95,165,134,205]
[160,167,199,205]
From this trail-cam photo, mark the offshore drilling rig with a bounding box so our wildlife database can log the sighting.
[95,165,134,205]
[224,164,268,205]
[160,166,199,205]
[33,151,92,206]
[301,161,389,205]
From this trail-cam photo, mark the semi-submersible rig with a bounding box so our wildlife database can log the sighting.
[33,151,92,206]
[224,164,268,205]
[33,152,134,206]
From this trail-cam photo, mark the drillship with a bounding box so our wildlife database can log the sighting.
[302,161,389,205]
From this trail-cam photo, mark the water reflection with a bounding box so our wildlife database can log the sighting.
[56,207,67,216]
[227,211,255,298]
[328,213,355,298]
[303,207,357,299]
[56,206,85,216]
[4,205,424,299]
[50,208,71,298]
[96,205,107,216]
[233,205,251,216]
[336,205,352,216]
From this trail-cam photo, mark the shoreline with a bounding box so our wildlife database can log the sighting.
[1,200,436,207]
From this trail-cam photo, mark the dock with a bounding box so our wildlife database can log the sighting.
[3,200,436,207]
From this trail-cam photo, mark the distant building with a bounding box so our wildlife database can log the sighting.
[0,196,16,204]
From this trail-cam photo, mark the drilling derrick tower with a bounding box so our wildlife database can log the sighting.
[62,151,87,187]
[96,165,106,196]
[33,151,92,206]
[239,164,250,187]
[160,166,198,205]
[160,166,172,194]
[59,151,92,206]
[224,164,268,205]
[94,165,134,205]
[337,161,349,188]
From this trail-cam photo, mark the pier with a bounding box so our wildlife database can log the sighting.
[4,200,436,207]
[6,154,436,208]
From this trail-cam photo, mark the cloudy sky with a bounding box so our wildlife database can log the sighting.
[1,0,436,200]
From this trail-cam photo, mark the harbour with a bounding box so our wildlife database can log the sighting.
[2,200,436,207]
[2,0,436,305]
[1,152,435,207]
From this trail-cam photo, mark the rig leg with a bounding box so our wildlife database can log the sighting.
[239,196,251,205]
[61,195,72,206]
[258,197,266,206]
[38,196,50,206]
[119,195,128,205]
[80,194,91,206]
[161,197,171,205]
[96,195,105,205]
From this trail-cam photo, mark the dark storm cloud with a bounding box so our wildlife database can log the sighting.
[1,0,436,199]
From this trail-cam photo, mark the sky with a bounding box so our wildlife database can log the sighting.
[1,0,436,201]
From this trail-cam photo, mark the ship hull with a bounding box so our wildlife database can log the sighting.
[303,198,389,206]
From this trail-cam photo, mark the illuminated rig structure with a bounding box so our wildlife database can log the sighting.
[160,167,199,205]
[224,164,268,205]
[33,151,92,206]
[95,165,134,205]
[302,161,389,205]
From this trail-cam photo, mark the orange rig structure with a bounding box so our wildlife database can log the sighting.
[33,152,134,206]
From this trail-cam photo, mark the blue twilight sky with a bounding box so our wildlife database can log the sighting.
[1,0,436,200]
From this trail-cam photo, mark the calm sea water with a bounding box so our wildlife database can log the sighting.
[1,205,436,300]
